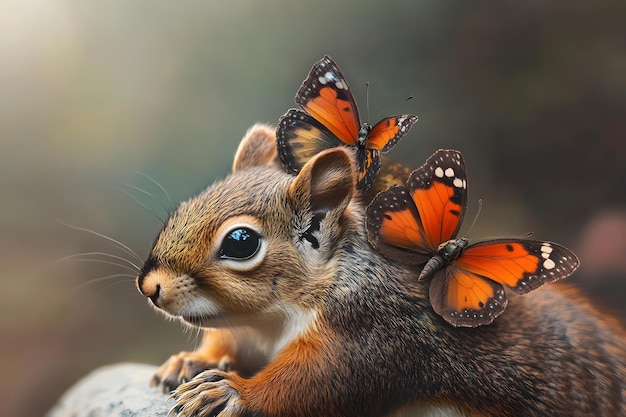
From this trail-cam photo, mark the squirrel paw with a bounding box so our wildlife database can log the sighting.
[152,351,234,393]
[170,370,243,417]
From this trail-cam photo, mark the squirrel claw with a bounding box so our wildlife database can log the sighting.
[152,351,234,392]
[171,370,242,417]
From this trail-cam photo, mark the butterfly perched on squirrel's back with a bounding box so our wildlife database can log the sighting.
[366,149,580,327]
[277,55,418,191]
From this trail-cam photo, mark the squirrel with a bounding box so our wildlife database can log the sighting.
[136,123,626,417]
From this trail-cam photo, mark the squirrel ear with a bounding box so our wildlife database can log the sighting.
[289,148,356,216]
[232,123,279,173]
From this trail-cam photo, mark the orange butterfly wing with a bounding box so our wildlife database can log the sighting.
[277,109,345,175]
[367,115,419,153]
[366,185,431,265]
[456,239,580,294]
[432,239,579,327]
[366,149,467,265]
[407,149,467,250]
[295,55,360,146]
[355,148,381,191]
[429,267,508,327]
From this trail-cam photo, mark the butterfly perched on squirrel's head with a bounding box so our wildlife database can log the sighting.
[366,149,580,327]
[277,55,418,191]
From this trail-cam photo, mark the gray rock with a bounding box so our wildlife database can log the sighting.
[46,363,171,417]
[46,363,457,417]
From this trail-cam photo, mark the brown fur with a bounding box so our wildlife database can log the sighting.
[137,125,626,417]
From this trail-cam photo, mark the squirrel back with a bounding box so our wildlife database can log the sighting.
[137,124,626,417]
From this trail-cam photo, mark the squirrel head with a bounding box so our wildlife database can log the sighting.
[136,124,359,328]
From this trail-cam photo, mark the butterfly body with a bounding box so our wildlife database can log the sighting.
[357,123,372,147]
[367,149,580,327]
[419,237,469,281]
[355,123,374,171]
[277,55,418,190]
[438,237,469,262]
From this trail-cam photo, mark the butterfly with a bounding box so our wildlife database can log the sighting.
[276,55,419,191]
[366,149,580,327]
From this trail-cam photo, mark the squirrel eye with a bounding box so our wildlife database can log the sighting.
[219,227,262,260]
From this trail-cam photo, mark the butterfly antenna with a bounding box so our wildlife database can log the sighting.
[365,81,371,123]
[466,201,535,241]
[375,94,415,119]
[465,199,483,238]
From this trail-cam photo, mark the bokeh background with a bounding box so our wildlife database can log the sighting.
[2,1,625,415]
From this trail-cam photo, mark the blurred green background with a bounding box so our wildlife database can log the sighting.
[2,1,625,416]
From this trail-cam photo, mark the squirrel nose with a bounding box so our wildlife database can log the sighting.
[136,271,162,307]
[137,277,162,306]
[148,284,161,306]
[136,257,162,305]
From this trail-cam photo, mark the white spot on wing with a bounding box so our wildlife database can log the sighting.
[335,80,347,90]
[543,258,556,270]
[435,167,444,178]
[319,71,343,88]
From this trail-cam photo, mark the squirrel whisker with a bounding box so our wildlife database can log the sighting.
[58,221,143,264]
